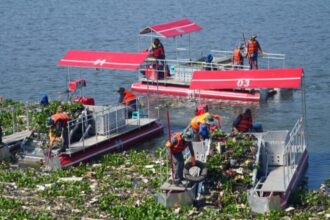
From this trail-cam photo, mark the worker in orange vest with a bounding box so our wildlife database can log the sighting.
[190,112,221,140]
[47,106,70,153]
[117,87,137,118]
[232,108,263,133]
[166,128,196,186]
[232,109,253,133]
[246,35,263,69]
[149,38,166,63]
[232,44,245,68]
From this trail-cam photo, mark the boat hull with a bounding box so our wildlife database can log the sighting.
[280,149,309,208]
[131,82,260,102]
[57,121,163,168]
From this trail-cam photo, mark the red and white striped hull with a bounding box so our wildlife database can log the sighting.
[131,82,260,102]
[58,121,163,168]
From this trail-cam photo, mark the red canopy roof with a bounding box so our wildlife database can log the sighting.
[190,68,303,90]
[57,50,149,71]
[139,18,202,38]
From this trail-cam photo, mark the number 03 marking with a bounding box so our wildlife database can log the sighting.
[237,79,250,87]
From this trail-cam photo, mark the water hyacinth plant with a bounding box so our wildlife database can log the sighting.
[0,150,329,219]
[0,99,84,135]
[1,100,329,219]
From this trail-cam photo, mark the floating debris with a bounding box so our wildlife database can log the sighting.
[0,147,329,219]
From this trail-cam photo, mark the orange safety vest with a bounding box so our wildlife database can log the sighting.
[166,132,187,153]
[123,90,136,104]
[233,49,243,63]
[247,40,259,54]
[52,113,69,127]
[236,114,252,132]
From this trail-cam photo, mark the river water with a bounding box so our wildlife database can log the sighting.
[1,0,329,189]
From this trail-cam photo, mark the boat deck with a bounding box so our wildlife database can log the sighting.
[160,180,191,191]
[260,166,286,192]
[259,164,298,192]
[62,118,158,155]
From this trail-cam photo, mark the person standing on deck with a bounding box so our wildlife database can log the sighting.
[117,87,137,118]
[232,44,245,68]
[165,128,196,186]
[149,38,166,63]
[48,106,70,154]
[246,35,263,69]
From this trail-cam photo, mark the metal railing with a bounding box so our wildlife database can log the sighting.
[66,95,151,152]
[251,118,305,196]
[282,117,306,189]
[138,49,286,84]
[138,58,249,84]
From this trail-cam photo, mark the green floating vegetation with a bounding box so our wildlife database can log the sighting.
[0,131,329,219]
[0,99,84,135]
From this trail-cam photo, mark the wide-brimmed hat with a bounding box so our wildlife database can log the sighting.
[57,105,63,113]
[46,117,54,125]
[244,108,252,116]
[182,128,193,141]
[204,115,215,125]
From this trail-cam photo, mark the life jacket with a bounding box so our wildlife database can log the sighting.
[247,40,259,54]
[236,114,252,132]
[52,113,69,127]
[166,132,187,153]
[233,49,243,63]
[195,104,208,116]
[123,90,136,104]
[151,44,165,59]
[190,113,210,129]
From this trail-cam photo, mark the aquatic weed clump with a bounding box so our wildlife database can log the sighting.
[0,149,329,219]
[0,99,84,135]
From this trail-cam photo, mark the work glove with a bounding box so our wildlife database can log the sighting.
[48,131,56,148]
[165,141,172,148]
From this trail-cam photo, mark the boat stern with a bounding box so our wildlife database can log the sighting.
[248,189,282,213]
